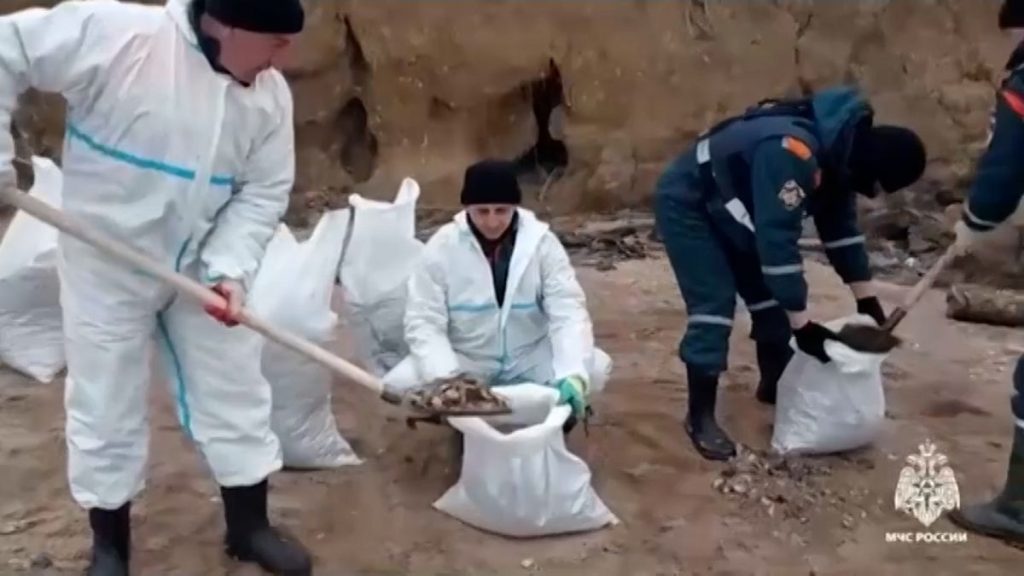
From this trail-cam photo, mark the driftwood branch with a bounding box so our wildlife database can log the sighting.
[946,283,1024,327]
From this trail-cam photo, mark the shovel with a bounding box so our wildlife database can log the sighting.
[0,186,512,418]
[834,245,957,354]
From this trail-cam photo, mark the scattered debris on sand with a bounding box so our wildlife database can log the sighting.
[555,216,660,271]
[713,445,874,529]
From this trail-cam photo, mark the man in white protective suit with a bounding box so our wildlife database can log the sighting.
[383,159,613,432]
[0,1,313,574]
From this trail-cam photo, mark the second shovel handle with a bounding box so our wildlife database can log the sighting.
[879,308,907,332]
[880,245,957,332]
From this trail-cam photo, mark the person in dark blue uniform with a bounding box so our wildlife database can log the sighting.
[946,0,1024,546]
[653,85,926,461]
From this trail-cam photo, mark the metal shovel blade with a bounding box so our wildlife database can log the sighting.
[835,322,903,354]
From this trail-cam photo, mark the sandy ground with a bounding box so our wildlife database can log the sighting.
[1,253,1023,575]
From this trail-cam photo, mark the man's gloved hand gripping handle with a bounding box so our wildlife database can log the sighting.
[786,310,840,364]
[856,295,887,326]
[792,321,840,363]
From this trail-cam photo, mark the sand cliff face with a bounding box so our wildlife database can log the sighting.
[4,1,1022,281]
[289,0,1012,210]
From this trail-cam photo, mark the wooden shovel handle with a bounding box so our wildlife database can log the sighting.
[879,246,957,332]
[0,186,401,404]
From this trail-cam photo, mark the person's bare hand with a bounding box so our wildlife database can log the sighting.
[204,280,245,327]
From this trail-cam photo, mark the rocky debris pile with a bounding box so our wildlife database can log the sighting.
[840,177,1024,289]
[415,207,460,242]
[409,208,659,270]
[286,188,352,228]
[554,214,661,271]
[713,444,875,532]
[800,199,960,287]
[860,205,956,284]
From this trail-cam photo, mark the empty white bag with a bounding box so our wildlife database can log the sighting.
[434,383,619,537]
[248,210,362,469]
[771,313,887,456]
[0,156,65,383]
[338,178,425,376]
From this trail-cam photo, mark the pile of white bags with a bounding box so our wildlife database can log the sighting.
[434,383,620,537]
[337,178,425,377]
[0,156,66,383]
[771,313,888,456]
[248,210,362,470]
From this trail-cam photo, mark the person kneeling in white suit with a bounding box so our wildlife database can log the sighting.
[384,159,612,431]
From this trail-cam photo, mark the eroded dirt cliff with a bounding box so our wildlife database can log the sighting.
[4,0,1023,283]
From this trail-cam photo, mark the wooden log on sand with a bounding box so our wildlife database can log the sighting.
[946,283,1024,327]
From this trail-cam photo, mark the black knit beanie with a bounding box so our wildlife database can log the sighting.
[205,0,305,35]
[848,124,926,196]
[1001,0,1024,29]
[869,125,927,193]
[460,160,522,206]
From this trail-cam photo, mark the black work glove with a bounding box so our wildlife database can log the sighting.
[856,296,886,326]
[793,322,840,364]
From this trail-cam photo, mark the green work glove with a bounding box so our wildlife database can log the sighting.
[555,375,588,420]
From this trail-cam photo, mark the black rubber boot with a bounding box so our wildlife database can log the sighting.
[86,503,130,576]
[683,367,736,461]
[755,341,793,405]
[222,480,312,576]
[949,426,1024,546]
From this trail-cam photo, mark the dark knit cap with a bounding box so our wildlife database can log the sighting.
[1001,0,1024,29]
[848,124,926,195]
[460,159,522,206]
[205,0,305,35]
[867,125,927,194]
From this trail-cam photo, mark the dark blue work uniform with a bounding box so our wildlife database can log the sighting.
[945,26,1024,542]
[961,64,1024,432]
[653,86,873,377]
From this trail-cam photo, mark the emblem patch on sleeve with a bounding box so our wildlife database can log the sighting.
[778,180,806,210]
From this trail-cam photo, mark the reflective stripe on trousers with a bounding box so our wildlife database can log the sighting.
[655,189,790,376]
[1014,354,1024,430]
[689,314,733,327]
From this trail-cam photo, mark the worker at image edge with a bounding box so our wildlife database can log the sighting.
[946,0,1024,546]
[0,0,312,574]
[653,84,926,462]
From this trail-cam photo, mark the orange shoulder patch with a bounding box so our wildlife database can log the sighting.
[1001,88,1024,118]
[781,136,813,161]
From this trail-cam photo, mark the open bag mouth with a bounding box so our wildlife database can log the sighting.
[446,383,569,441]
[822,337,892,374]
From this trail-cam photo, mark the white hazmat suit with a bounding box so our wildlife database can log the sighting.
[0,0,293,510]
[384,208,612,394]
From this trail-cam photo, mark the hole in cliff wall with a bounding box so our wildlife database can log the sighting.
[515,59,569,177]
[343,15,370,88]
[685,0,715,40]
[336,97,378,183]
